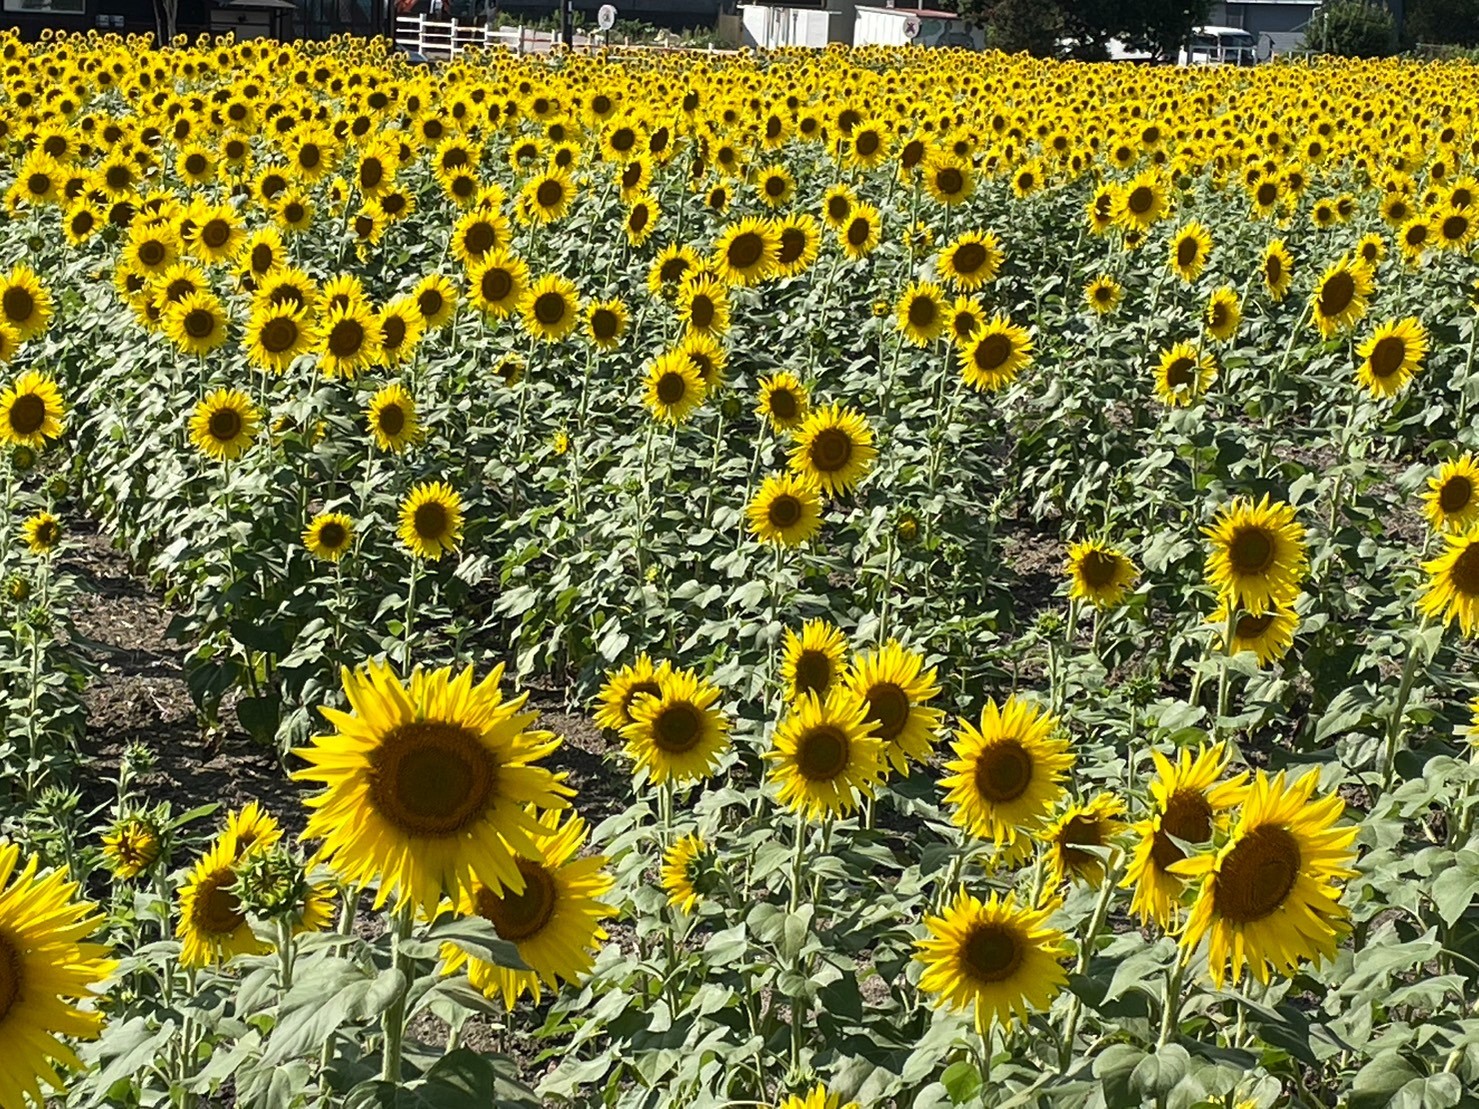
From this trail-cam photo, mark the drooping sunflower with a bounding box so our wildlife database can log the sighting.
[245,303,314,373]
[0,265,54,341]
[661,833,716,914]
[1202,495,1307,616]
[317,302,382,379]
[1064,539,1138,609]
[442,809,613,1010]
[1168,221,1212,283]
[643,349,707,425]
[293,659,572,914]
[366,382,421,454]
[939,697,1073,844]
[520,274,581,343]
[303,512,354,563]
[21,512,63,556]
[1310,258,1373,338]
[895,281,948,347]
[1424,454,1479,532]
[1204,287,1241,343]
[593,653,670,733]
[188,389,259,463]
[958,314,1033,393]
[1174,769,1358,987]
[1212,599,1299,666]
[469,249,531,319]
[843,640,943,775]
[101,816,160,879]
[780,619,850,703]
[916,889,1068,1033]
[1041,793,1127,888]
[177,836,265,968]
[0,371,65,447]
[397,480,463,561]
[787,403,876,498]
[1153,341,1216,407]
[765,687,883,820]
[1261,239,1294,302]
[620,666,731,784]
[746,471,823,547]
[757,372,809,431]
[1355,317,1428,398]
[163,291,230,356]
[1123,743,1248,928]
[936,230,1003,291]
[713,216,779,287]
[0,842,116,1106]
[1084,275,1123,316]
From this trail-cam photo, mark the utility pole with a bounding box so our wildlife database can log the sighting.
[559,0,573,45]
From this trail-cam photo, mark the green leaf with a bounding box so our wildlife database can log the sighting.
[265,962,406,1065]
[1130,1043,1190,1099]
[941,1060,982,1104]
[399,915,528,969]
[1350,1051,1422,1109]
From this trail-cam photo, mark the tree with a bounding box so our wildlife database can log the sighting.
[958,0,1211,59]
[1404,0,1479,46]
[1304,0,1398,55]
[979,0,1063,55]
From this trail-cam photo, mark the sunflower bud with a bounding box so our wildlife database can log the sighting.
[233,845,311,921]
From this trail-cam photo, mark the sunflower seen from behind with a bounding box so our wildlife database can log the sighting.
[843,640,943,775]
[620,666,731,785]
[189,389,258,463]
[293,659,572,915]
[1203,494,1307,616]
[765,687,883,820]
[398,480,463,561]
[940,696,1073,845]
[788,402,876,497]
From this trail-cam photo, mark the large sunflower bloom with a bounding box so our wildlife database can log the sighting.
[1420,527,1479,635]
[787,403,876,497]
[0,371,65,447]
[939,697,1073,844]
[1355,317,1428,398]
[843,640,943,775]
[1202,495,1308,616]
[1424,454,1479,532]
[620,666,731,784]
[765,687,884,820]
[398,480,463,561]
[1064,539,1137,609]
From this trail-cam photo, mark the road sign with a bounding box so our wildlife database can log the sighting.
[902,13,920,40]
[597,4,616,30]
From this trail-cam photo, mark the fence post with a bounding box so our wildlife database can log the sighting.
[517,23,525,53]
[448,17,458,57]
[416,13,426,53]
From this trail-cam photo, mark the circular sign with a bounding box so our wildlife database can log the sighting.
[597,4,617,30]
[902,13,921,39]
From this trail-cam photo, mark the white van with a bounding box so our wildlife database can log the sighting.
[1177,25,1259,65]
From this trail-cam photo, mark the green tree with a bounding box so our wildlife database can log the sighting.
[1404,0,1479,46]
[958,0,1211,59]
[1303,0,1398,55]
[980,0,1063,55]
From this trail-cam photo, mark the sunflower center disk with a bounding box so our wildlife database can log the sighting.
[768,390,798,420]
[1368,336,1407,379]
[378,404,406,438]
[184,310,216,339]
[728,233,763,270]
[1440,476,1473,515]
[536,181,564,208]
[202,221,230,248]
[1451,545,1479,595]
[1229,526,1275,575]
[3,287,35,323]
[419,291,444,317]
[792,651,831,696]
[208,408,243,442]
[935,168,963,195]
[414,502,449,540]
[329,320,364,357]
[200,878,248,934]
[1151,790,1214,871]
[778,230,805,264]
[1318,271,1355,316]
[482,270,513,303]
[690,299,715,329]
[1165,358,1196,388]
[811,428,853,473]
[797,725,849,781]
[1126,186,1153,213]
[261,318,298,353]
[866,682,909,742]
[656,373,688,406]
[974,334,1011,372]
[370,721,496,837]
[962,923,1022,984]
[478,864,556,942]
[1078,550,1118,589]
[847,219,871,246]
[767,494,803,530]
[653,702,704,753]
[1058,814,1104,870]
[1176,238,1199,267]
[533,293,566,326]
[908,298,937,329]
[9,393,46,435]
[1214,824,1302,923]
[974,740,1032,802]
[318,523,347,549]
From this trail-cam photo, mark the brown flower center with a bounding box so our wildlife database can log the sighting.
[414,501,449,540]
[1149,789,1214,871]
[368,720,496,836]
[796,725,849,780]
[3,287,35,323]
[767,492,803,530]
[478,864,555,942]
[973,740,1032,803]
[1211,824,1301,924]
[652,701,704,753]
[1317,270,1355,317]
[208,407,243,442]
[961,922,1021,983]
[1368,335,1407,379]
[1440,475,1473,515]
[532,292,567,326]
[8,393,46,435]
[1452,544,1479,596]
[328,319,365,357]
[810,427,852,472]
[864,682,909,742]
[1229,526,1275,575]
[973,333,1012,372]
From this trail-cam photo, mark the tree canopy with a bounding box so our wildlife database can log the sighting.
[962,0,1211,58]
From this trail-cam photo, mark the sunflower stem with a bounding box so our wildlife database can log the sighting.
[276,915,295,991]
[380,905,414,1085]
[1382,614,1432,791]
[1215,603,1238,733]
[787,811,807,913]
[402,559,421,672]
[1157,955,1186,1047]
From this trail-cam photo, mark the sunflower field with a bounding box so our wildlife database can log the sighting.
[4,29,1479,1109]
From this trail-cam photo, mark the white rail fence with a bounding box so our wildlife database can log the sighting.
[393,15,735,58]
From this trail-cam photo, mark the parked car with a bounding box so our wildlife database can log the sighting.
[1177,25,1258,65]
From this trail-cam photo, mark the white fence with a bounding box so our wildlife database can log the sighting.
[392,15,736,58]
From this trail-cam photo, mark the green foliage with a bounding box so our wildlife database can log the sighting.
[1304,0,1399,56]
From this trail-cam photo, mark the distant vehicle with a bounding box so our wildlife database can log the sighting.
[1178,25,1258,66]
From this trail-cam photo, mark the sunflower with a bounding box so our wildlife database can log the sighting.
[442,809,613,1009]
[765,687,883,820]
[189,389,258,462]
[923,154,974,206]
[193,203,244,261]
[916,889,1068,1034]
[843,640,942,775]
[222,801,282,859]
[647,243,701,298]
[1084,275,1123,315]
[1203,495,1307,616]
[377,298,424,367]
[413,273,459,330]
[256,266,317,315]
[1124,743,1248,928]
[939,697,1073,844]
[303,512,354,562]
[755,164,795,209]
[713,216,779,287]
[746,471,823,547]
[1204,287,1241,343]
[63,201,102,245]
[778,1084,858,1109]
[643,349,707,425]
[1355,317,1428,398]
[661,833,716,914]
[398,480,463,561]
[1212,599,1299,666]
[1261,239,1294,302]
[774,214,822,277]
[839,204,882,260]
[1042,793,1127,888]
[21,512,63,556]
[594,653,671,733]
[1115,169,1168,229]
[620,666,730,784]
[318,302,382,379]
[1399,216,1431,263]
[678,275,730,338]
[163,291,229,355]
[1175,769,1357,987]
[451,209,513,272]
[787,403,876,497]
[520,273,581,343]
[1356,231,1387,269]
[123,224,179,276]
[1169,221,1212,283]
[780,619,849,703]
[519,170,574,224]
[958,314,1032,393]
[469,249,531,319]
[365,382,421,454]
[0,842,116,1106]
[895,281,948,347]
[245,303,313,373]
[585,299,628,351]
[1432,206,1475,251]
[820,183,855,230]
[101,816,160,879]
[1064,539,1137,608]
[0,371,65,447]
[1153,341,1216,407]
[293,659,572,914]
[757,372,809,431]
[1424,454,1479,532]
[1310,259,1373,338]
[0,324,18,366]
[177,836,265,968]
[0,266,53,341]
